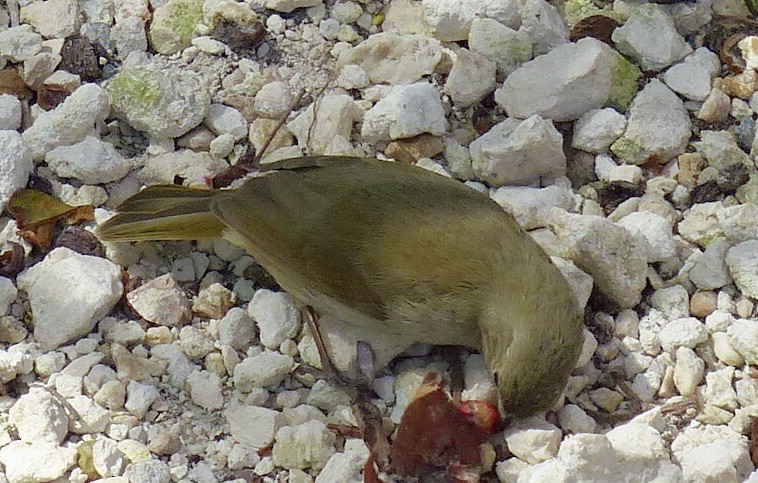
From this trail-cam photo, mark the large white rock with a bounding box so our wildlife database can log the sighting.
[0,25,43,62]
[468,17,531,79]
[45,136,131,184]
[421,0,521,41]
[673,346,704,396]
[663,47,720,101]
[233,351,295,390]
[552,211,648,308]
[617,211,677,262]
[495,38,613,122]
[519,0,570,55]
[572,108,627,153]
[360,83,446,142]
[337,32,441,84]
[22,83,110,160]
[107,68,211,139]
[288,94,360,154]
[727,318,758,365]
[470,115,565,186]
[225,403,285,448]
[17,248,123,351]
[9,389,69,444]
[611,3,692,71]
[611,80,691,165]
[0,94,22,130]
[272,420,336,470]
[687,237,730,290]
[248,289,301,350]
[726,240,758,299]
[658,317,708,353]
[0,131,34,213]
[443,48,496,107]
[19,0,80,38]
[503,417,562,464]
[0,441,77,482]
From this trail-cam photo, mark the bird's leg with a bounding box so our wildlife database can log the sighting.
[296,306,378,392]
[302,305,337,374]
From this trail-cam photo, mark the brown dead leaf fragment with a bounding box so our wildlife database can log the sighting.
[5,189,95,251]
[390,372,488,479]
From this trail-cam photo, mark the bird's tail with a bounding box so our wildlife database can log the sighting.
[96,185,227,242]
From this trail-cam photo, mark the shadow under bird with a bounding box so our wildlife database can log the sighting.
[97,156,584,418]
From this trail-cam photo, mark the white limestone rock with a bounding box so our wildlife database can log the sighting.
[0,441,77,483]
[495,38,613,122]
[649,285,690,320]
[611,80,691,165]
[288,94,360,154]
[693,130,752,172]
[272,420,336,470]
[687,237,730,290]
[727,318,758,365]
[185,370,224,411]
[672,425,753,483]
[572,108,627,154]
[677,202,725,247]
[0,25,43,62]
[551,211,648,309]
[45,136,131,184]
[658,317,708,353]
[225,403,285,449]
[107,68,211,139]
[233,351,295,390]
[0,94,22,130]
[126,273,191,327]
[617,211,677,262]
[519,0,570,55]
[337,32,441,84]
[17,248,123,351]
[421,0,521,42]
[503,417,562,464]
[470,115,565,186]
[360,83,446,142]
[490,185,574,230]
[218,307,256,350]
[22,83,110,160]
[205,103,248,141]
[468,18,531,79]
[673,346,704,396]
[0,131,34,213]
[719,203,758,244]
[611,3,692,71]
[726,240,758,299]
[663,47,720,101]
[444,48,496,108]
[9,389,69,444]
[20,0,80,39]
[315,440,370,483]
[138,149,228,185]
[606,421,669,461]
[248,289,301,350]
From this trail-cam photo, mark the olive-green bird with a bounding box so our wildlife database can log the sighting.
[97,156,583,418]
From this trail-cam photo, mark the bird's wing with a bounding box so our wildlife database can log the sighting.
[210,156,508,335]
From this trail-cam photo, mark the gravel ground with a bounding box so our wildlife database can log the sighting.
[0,0,758,481]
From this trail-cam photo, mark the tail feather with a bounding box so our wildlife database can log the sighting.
[96,185,227,242]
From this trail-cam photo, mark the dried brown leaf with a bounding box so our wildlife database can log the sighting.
[5,189,95,251]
